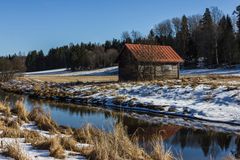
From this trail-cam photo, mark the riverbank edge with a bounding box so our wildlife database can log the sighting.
[1,80,240,127]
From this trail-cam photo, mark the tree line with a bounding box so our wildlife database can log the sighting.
[0,54,26,81]
[25,41,122,71]
[1,5,240,72]
[122,6,240,68]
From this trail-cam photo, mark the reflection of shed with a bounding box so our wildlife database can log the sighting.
[118,44,184,81]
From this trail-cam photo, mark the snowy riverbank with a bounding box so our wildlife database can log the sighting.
[1,76,240,129]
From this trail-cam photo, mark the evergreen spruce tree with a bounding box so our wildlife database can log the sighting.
[217,16,236,65]
[199,8,215,66]
[179,15,190,62]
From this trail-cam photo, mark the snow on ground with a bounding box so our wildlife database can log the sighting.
[113,84,240,123]
[0,116,87,159]
[0,137,86,160]
[181,65,240,76]
[24,65,240,77]
[68,82,240,125]
[24,68,68,75]
[24,66,118,76]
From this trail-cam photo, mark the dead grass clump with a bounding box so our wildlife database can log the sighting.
[87,123,150,160]
[112,96,127,105]
[29,137,51,150]
[0,127,22,138]
[2,141,30,160]
[49,137,66,159]
[0,120,6,129]
[7,120,20,130]
[28,107,58,133]
[23,130,45,145]
[150,137,173,160]
[12,100,29,122]
[25,134,65,159]
[59,126,74,135]
[60,136,81,152]
[73,124,101,143]
[0,101,11,117]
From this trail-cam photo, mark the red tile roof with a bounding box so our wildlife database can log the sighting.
[124,43,184,63]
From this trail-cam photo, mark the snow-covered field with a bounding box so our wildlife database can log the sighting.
[181,65,240,76]
[24,66,118,76]
[24,65,240,77]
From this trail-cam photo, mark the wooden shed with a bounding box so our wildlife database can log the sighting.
[118,44,184,81]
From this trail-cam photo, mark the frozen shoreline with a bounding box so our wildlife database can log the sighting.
[1,77,240,133]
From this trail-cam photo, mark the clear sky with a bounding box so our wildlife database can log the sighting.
[0,0,239,55]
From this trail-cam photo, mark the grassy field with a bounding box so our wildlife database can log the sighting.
[24,75,118,83]
[23,74,240,87]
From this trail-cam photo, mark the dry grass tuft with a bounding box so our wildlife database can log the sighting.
[150,137,173,160]
[0,127,22,138]
[60,136,81,152]
[59,126,74,135]
[12,100,29,122]
[73,124,102,143]
[23,130,46,145]
[2,141,30,160]
[85,123,150,160]
[28,107,58,133]
[7,120,20,130]
[0,120,6,129]
[49,137,66,159]
[74,123,173,160]
[0,101,11,117]
[24,132,65,159]
[29,136,51,150]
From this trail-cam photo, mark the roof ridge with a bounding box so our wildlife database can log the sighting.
[124,43,184,63]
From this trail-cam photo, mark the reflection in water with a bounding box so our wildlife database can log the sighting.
[0,90,239,160]
[166,128,238,160]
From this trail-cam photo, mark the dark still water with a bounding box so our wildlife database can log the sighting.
[0,90,239,160]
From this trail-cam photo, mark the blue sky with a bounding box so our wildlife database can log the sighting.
[0,0,239,55]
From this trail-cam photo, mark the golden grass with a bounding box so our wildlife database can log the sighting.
[73,124,102,143]
[23,130,44,142]
[60,136,81,152]
[150,137,173,160]
[28,107,58,133]
[0,101,11,117]
[49,137,66,159]
[74,123,173,160]
[25,75,118,83]
[24,133,66,159]
[0,127,22,138]
[12,100,29,122]
[2,141,30,160]
[80,123,143,160]
[7,120,20,130]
